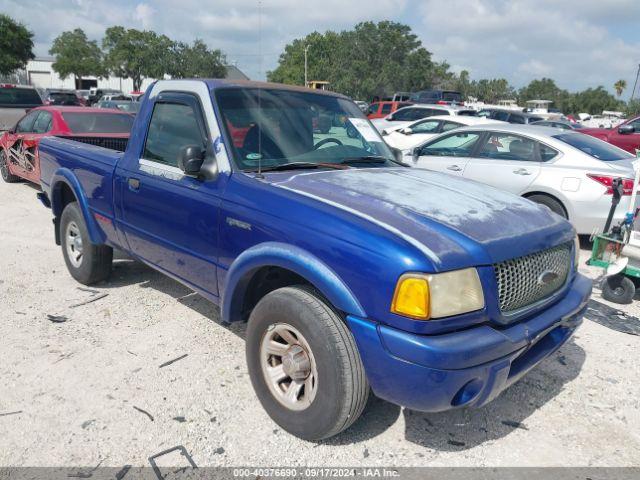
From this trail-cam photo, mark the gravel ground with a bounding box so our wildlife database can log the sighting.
[1,179,639,468]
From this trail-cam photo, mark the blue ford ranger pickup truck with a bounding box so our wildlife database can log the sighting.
[37,79,592,440]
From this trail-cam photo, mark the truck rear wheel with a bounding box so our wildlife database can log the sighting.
[60,202,113,285]
[246,286,369,440]
[0,150,21,183]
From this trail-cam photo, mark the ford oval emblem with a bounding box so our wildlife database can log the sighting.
[537,270,559,286]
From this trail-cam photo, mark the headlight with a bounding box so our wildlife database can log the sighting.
[391,268,484,320]
[574,234,581,271]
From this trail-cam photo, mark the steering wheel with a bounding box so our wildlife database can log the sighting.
[313,138,343,149]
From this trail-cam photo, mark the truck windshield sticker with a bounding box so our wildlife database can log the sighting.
[246,153,262,161]
[348,118,380,143]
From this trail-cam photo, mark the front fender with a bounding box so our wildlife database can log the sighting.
[221,242,366,323]
[50,168,105,245]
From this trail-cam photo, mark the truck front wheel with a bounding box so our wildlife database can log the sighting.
[246,286,369,440]
[60,202,113,285]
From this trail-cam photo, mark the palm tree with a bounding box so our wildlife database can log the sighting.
[614,79,627,97]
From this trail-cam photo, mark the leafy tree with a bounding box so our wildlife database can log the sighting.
[102,26,173,91]
[626,100,640,117]
[614,79,627,98]
[169,39,226,78]
[572,86,623,115]
[49,29,105,87]
[0,14,34,76]
[470,78,515,103]
[268,21,448,101]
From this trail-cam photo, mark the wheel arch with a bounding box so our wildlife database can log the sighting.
[522,190,569,218]
[50,169,104,245]
[221,242,366,324]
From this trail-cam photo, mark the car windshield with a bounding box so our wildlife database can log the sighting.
[215,87,398,171]
[554,132,633,161]
[61,112,134,133]
[0,87,43,107]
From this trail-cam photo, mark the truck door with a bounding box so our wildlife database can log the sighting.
[115,91,223,297]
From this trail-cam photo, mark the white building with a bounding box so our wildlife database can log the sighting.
[21,57,249,93]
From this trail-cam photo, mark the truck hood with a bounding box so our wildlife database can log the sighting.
[270,168,572,270]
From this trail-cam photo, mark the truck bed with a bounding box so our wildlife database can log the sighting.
[38,136,124,235]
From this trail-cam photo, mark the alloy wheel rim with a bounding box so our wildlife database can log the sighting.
[65,221,84,268]
[260,323,318,411]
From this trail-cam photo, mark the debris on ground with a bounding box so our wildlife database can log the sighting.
[159,354,188,368]
[447,440,465,447]
[501,420,529,430]
[132,406,154,422]
[70,293,109,309]
[47,314,68,323]
[173,416,186,423]
[0,410,22,417]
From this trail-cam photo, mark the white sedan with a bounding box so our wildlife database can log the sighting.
[384,115,502,156]
[407,123,638,235]
[370,104,475,132]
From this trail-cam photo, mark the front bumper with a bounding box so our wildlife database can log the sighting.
[346,273,592,412]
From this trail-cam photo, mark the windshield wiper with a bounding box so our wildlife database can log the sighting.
[339,156,388,164]
[247,162,344,172]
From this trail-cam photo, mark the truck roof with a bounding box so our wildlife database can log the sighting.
[171,79,350,100]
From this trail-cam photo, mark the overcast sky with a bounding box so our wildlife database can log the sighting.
[2,0,639,95]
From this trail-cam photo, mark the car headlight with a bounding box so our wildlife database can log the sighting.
[574,234,581,271]
[391,268,484,320]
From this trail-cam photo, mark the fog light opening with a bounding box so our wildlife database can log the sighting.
[451,378,484,407]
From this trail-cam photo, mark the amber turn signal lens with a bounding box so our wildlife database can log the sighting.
[391,274,430,319]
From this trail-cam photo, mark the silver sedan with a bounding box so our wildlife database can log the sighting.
[408,123,638,235]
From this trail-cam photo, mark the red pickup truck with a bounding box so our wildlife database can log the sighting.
[581,116,640,154]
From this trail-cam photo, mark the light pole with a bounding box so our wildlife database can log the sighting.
[304,44,310,88]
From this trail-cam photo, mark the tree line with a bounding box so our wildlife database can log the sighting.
[0,14,226,91]
[268,21,638,117]
[1,13,638,116]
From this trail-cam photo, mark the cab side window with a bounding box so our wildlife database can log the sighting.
[143,100,206,167]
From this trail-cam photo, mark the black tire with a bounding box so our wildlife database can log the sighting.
[246,286,369,440]
[60,202,113,285]
[602,274,635,304]
[0,149,21,183]
[526,194,567,218]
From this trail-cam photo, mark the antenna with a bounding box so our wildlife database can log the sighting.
[256,0,264,179]
[631,63,640,103]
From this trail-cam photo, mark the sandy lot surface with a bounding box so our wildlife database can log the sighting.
[1,179,639,468]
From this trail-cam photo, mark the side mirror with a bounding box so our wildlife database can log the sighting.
[411,147,420,162]
[178,144,205,176]
[618,124,635,135]
[400,127,413,135]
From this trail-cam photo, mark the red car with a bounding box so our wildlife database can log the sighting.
[1,106,133,185]
[580,116,640,154]
[366,101,412,119]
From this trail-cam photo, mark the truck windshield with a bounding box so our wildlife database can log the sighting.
[62,112,134,133]
[215,87,398,171]
[0,87,43,108]
[554,133,634,161]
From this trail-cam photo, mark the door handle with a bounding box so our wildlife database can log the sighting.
[128,177,140,191]
[513,168,532,175]
[447,165,462,172]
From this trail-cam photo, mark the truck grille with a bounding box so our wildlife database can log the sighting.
[494,242,572,315]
